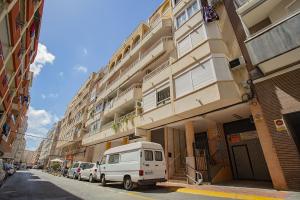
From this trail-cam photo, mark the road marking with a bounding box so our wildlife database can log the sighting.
[175,188,283,200]
[127,192,156,200]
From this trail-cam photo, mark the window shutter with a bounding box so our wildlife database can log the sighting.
[191,61,215,90]
[143,90,157,112]
[178,36,191,57]
[175,71,193,98]
[191,26,205,47]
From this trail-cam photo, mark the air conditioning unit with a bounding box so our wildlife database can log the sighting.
[229,56,246,70]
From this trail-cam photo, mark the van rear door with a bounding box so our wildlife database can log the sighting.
[143,149,165,180]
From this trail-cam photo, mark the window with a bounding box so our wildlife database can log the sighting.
[108,154,120,164]
[175,59,215,98]
[95,103,103,112]
[144,150,153,161]
[176,12,187,27]
[100,156,106,165]
[177,26,205,57]
[187,1,200,18]
[174,0,181,6]
[155,151,163,161]
[175,0,201,28]
[157,87,170,106]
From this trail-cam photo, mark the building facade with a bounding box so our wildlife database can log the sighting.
[0,0,44,156]
[21,149,33,165]
[31,140,43,166]
[38,122,61,168]
[56,73,97,166]
[228,0,300,190]
[55,0,300,190]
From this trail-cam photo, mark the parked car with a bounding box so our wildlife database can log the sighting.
[99,141,166,190]
[67,161,90,179]
[0,159,7,186]
[78,163,98,182]
[4,164,15,175]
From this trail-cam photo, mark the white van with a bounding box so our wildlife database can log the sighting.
[99,141,166,190]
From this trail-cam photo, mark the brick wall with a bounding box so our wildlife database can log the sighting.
[255,68,300,190]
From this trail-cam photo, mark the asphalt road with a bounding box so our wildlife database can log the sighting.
[0,169,233,200]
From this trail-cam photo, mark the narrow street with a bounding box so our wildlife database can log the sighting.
[0,170,230,200]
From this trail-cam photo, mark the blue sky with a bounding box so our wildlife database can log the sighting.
[26,0,163,150]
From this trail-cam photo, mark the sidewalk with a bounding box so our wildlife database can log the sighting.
[158,181,300,200]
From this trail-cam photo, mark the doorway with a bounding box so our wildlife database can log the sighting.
[224,118,271,181]
[284,111,300,153]
[194,132,210,182]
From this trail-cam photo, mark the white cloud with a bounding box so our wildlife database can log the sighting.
[25,106,59,150]
[30,43,55,77]
[74,65,88,73]
[41,94,46,99]
[41,93,59,100]
[83,48,88,56]
[58,72,64,77]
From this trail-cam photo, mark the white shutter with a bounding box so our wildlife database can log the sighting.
[143,90,157,112]
[191,26,205,47]
[178,35,191,57]
[175,71,193,98]
[191,61,215,90]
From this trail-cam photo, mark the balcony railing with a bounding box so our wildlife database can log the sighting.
[245,12,300,65]
[234,0,265,9]
[143,60,171,81]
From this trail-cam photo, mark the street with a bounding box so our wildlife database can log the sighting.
[0,170,231,200]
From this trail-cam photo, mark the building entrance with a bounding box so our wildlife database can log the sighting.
[224,118,271,181]
[284,111,300,154]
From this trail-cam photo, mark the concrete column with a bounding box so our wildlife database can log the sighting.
[185,121,195,184]
[250,99,288,190]
[164,127,169,179]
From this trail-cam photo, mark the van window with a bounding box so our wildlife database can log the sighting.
[121,151,139,162]
[108,154,120,164]
[73,163,79,168]
[80,163,90,169]
[155,151,163,161]
[101,156,106,165]
[144,150,153,161]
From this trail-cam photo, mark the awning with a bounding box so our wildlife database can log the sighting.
[50,158,64,163]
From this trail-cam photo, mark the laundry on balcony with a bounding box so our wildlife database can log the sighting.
[30,23,36,38]
[203,6,219,23]
[2,123,10,137]
[23,96,29,103]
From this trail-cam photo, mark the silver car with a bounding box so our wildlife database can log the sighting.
[67,162,90,179]
[78,163,99,182]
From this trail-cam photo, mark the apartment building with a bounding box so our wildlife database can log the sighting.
[2,116,27,163]
[228,0,300,190]
[38,122,61,168]
[21,149,33,165]
[56,73,97,166]
[31,139,43,165]
[0,0,44,156]
[79,0,268,186]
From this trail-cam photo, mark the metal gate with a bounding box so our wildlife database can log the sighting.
[194,132,211,182]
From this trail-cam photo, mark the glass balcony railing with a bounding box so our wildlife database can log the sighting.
[245,12,300,65]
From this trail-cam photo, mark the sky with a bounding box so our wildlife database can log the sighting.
[26,0,163,150]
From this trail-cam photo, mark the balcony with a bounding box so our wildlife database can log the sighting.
[99,37,173,100]
[103,84,142,117]
[235,0,282,28]
[82,113,137,146]
[245,12,300,74]
[99,19,172,87]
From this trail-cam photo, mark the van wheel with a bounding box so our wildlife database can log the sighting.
[124,176,134,191]
[100,175,106,186]
[78,174,81,181]
[89,175,94,183]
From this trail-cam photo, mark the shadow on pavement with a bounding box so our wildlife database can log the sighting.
[103,183,182,193]
[0,171,83,200]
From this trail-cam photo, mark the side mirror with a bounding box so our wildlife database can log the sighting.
[96,161,100,166]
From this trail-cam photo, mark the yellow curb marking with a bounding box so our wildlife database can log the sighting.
[175,188,283,200]
[127,192,156,200]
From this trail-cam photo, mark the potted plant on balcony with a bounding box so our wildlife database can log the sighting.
[111,122,119,133]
